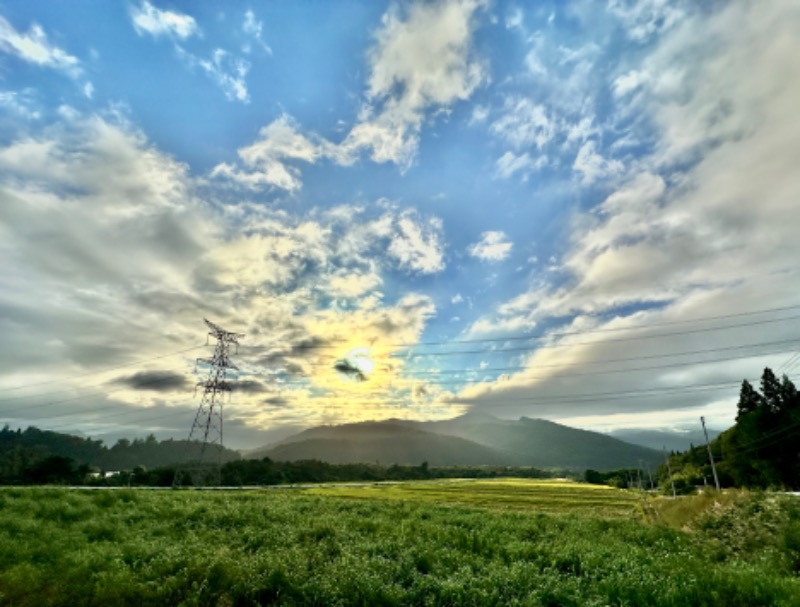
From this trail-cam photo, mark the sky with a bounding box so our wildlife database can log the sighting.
[1,0,799,449]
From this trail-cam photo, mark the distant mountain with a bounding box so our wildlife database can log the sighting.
[248,421,513,466]
[415,414,662,470]
[607,427,723,453]
[249,414,663,471]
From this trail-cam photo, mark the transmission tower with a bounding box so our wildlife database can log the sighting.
[174,318,243,487]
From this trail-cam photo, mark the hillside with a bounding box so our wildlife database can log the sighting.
[250,414,663,471]
[415,414,662,470]
[249,421,514,466]
[0,425,240,480]
[607,427,721,453]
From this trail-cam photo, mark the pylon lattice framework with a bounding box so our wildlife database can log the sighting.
[177,318,243,486]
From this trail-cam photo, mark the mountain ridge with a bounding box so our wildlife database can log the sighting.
[249,415,662,471]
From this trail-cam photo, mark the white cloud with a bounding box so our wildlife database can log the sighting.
[210,0,486,188]
[460,0,800,424]
[607,0,685,42]
[0,16,80,76]
[83,82,94,99]
[386,212,446,274]
[211,114,337,191]
[612,69,647,98]
[490,97,553,150]
[197,48,250,103]
[242,9,272,55]
[469,231,513,262]
[0,115,453,438]
[494,151,545,180]
[130,1,198,39]
[341,0,487,168]
[572,140,623,185]
[0,89,40,120]
[505,8,524,30]
[469,104,489,125]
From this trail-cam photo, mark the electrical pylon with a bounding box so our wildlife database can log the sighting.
[174,318,243,487]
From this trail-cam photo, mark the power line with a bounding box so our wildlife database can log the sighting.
[245,312,800,376]
[0,345,205,393]
[264,302,800,352]
[395,303,800,349]
[0,364,195,406]
[0,368,194,415]
[256,344,799,392]
[395,337,800,377]
[390,314,800,358]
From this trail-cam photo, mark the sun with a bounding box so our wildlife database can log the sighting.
[333,347,375,382]
[348,348,374,374]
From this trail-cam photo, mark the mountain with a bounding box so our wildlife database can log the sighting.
[607,427,722,453]
[249,414,662,471]
[415,414,662,470]
[248,421,514,466]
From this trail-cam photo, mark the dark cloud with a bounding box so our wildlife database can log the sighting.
[113,370,191,392]
[333,359,367,382]
[234,379,268,395]
[262,396,289,407]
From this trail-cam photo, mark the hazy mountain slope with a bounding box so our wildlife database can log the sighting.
[250,416,663,470]
[252,421,514,466]
[607,428,721,453]
[410,414,663,470]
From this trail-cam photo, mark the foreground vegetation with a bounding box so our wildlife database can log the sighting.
[1,480,798,606]
[663,367,800,491]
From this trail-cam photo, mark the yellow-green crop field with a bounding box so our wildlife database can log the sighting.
[306,478,641,517]
[0,479,798,606]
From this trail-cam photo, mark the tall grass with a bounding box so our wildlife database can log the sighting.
[0,483,797,606]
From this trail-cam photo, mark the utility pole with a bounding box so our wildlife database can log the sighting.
[174,319,243,487]
[700,416,720,491]
[663,446,676,498]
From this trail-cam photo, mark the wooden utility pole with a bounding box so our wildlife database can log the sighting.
[663,446,676,498]
[700,416,720,491]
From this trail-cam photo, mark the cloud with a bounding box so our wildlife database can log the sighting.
[572,140,623,185]
[469,231,513,262]
[341,0,487,168]
[612,70,647,98]
[130,1,198,39]
[385,211,446,274]
[0,112,451,439]
[459,0,800,424]
[0,16,80,76]
[490,97,553,150]
[242,9,272,55]
[177,46,250,104]
[83,82,94,99]
[494,151,544,180]
[211,114,333,191]
[607,0,685,42]
[0,89,40,120]
[212,0,487,189]
[114,371,190,392]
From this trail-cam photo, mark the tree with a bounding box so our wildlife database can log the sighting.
[737,379,763,419]
[761,367,782,414]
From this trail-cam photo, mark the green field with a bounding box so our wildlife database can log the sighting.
[0,480,798,606]
[305,478,641,517]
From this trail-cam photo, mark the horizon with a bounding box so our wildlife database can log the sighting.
[1,1,799,449]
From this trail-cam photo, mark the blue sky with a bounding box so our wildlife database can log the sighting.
[1,0,799,448]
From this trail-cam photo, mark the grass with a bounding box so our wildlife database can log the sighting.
[0,481,798,606]
[305,478,642,518]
